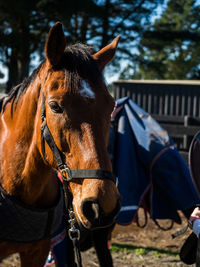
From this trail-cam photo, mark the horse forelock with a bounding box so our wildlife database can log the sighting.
[60,43,103,93]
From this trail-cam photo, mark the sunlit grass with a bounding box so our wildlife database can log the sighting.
[111,243,179,258]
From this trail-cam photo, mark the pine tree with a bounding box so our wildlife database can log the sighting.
[120,0,200,80]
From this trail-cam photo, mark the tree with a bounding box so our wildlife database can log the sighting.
[0,0,163,92]
[94,0,164,72]
[121,0,200,80]
[0,0,51,91]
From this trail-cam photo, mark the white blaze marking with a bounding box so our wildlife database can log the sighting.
[80,80,95,99]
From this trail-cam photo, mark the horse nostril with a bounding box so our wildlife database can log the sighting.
[81,199,100,223]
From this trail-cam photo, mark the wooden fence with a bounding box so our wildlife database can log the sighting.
[113,80,200,163]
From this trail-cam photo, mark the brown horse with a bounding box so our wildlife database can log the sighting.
[0,22,121,266]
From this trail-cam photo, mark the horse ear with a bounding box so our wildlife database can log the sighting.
[93,36,120,70]
[45,22,66,67]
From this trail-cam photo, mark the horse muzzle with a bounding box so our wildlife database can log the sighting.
[80,196,121,229]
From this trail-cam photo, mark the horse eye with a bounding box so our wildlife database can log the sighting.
[49,101,63,113]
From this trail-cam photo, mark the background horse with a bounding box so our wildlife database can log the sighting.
[0,22,120,266]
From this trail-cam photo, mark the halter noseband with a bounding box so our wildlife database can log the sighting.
[40,93,116,184]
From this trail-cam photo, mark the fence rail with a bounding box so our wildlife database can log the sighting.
[114,80,200,116]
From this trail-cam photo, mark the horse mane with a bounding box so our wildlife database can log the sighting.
[2,63,43,112]
[2,43,102,113]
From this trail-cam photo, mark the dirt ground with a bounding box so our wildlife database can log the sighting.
[0,210,196,267]
[81,210,195,267]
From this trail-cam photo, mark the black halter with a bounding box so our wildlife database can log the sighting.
[40,93,116,184]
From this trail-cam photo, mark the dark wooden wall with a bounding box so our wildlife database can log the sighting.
[114,80,200,116]
[113,80,200,163]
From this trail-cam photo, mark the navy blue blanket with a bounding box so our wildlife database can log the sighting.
[109,97,200,225]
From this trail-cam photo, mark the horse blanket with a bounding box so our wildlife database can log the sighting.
[108,97,200,225]
[0,183,63,242]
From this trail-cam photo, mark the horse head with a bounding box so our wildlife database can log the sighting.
[38,22,121,229]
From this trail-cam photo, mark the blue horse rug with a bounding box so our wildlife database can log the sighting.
[108,97,200,225]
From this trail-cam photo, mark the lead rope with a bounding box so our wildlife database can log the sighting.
[68,209,82,267]
[62,177,83,267]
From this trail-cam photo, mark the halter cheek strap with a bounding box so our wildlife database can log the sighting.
[41,93,116,184]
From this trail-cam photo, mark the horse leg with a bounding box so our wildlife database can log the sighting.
[19,239,50,267]
[93,224,115,267]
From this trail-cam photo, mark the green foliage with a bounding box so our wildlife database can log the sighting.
[0,0,162,91]
[111,243,179,257]
[121,0,200,80]
[0,0,50,90]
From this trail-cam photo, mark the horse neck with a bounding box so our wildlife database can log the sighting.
[0,73,59,208]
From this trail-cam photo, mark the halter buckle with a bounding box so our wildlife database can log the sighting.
[59,166,72,181]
